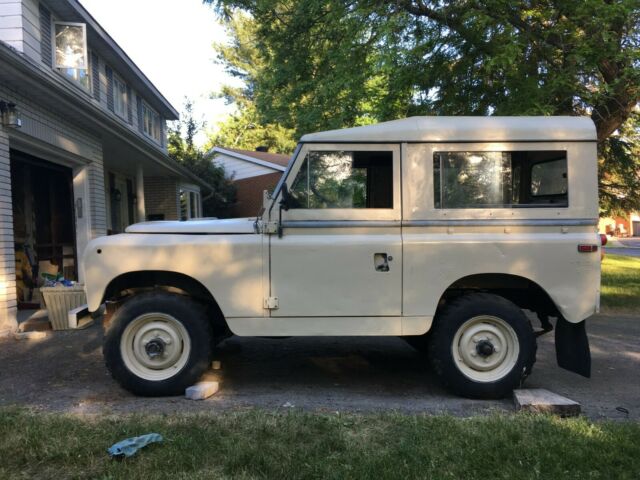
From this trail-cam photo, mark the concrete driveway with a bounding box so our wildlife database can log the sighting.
[0,314,637,420]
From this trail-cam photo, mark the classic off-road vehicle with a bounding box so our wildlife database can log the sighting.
[83,116,600,399]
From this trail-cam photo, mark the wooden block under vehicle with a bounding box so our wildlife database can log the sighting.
[185,381,219,400]
[513,388,581,416]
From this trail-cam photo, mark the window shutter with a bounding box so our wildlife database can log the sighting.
[91,52,100,101]
[39,5,52,66]
[105,66,114,112]
[136,95,143,133]
[126,85,133,124]
[160,118,165,147]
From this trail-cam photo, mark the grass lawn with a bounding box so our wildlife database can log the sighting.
[0,408,639,479]
[601,253,640,313]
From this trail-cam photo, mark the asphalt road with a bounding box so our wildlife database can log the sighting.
[0,314,638,419]
[606,248,640,257]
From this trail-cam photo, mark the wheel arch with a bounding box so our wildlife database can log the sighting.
[435,273,561,320]
[101,270,229,335]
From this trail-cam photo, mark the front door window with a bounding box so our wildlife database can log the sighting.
[289,151,393,209]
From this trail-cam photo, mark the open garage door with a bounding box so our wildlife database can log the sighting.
[11,150,76,309]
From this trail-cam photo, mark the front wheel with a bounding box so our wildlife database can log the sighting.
[427,293,536,399]
[104,292,213,396]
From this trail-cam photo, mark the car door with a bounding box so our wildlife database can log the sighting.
[269,143,402,318]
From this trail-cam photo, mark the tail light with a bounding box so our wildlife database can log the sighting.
[578,244,598,253]
[600,234,608,246]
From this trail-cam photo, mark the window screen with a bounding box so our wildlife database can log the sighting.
[434,151,567,208]
[289,151,393,209]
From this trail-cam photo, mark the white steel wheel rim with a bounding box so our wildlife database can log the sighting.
[121,313,191,381]
[452,315,520,383]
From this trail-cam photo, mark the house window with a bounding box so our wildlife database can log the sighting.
[180,188,202,220]
[113,75,128,119]
[54,22,89,90]
[433,150,568,208]
[142,102,161,142]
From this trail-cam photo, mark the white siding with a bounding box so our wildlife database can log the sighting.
[20,0,39,60]
[0,0,39,59]
[0,0,24,51]
[215,153,281,180]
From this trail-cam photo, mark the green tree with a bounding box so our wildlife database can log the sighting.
[208,12,297,153]
[168,100,237,217]
[207,0,640,213]
[207,101,297,153]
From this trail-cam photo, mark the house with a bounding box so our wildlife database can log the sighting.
[599,213,640,237]
[211,147,291,217]
[0,0,212,334]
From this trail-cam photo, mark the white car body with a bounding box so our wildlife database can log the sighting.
[83,116,600,341]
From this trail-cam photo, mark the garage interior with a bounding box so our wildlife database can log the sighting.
[11,149,77,312]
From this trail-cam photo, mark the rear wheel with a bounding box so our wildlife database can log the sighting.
[104,292,212,396]
[427,293,536,399]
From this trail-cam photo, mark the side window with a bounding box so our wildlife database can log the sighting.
[113,76,128,119]
[531,159,567,197]
[434,150,568,208]
[289,151,393,209]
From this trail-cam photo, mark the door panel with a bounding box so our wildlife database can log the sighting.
[268,143,402,318]
[270,228,401,317]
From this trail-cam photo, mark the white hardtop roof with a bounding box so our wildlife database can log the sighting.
[300,116,597,143]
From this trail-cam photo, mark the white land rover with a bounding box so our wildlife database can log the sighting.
[82,116,600,399]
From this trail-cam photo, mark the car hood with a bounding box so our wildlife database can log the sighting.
[125,217,257,234]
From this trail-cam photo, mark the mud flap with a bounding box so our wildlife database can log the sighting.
[555,316,591,378]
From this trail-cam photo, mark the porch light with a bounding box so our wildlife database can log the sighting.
[0,101,22,128]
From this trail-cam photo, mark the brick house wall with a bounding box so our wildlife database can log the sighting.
[233,172,282,218]
[144,176,180,221]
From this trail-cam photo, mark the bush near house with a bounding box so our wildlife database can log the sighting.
[0,408,639,479]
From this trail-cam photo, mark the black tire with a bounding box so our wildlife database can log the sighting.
[104,292,213,396]
[427,293,536,399]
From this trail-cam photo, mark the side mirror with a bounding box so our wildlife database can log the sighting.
[279,183,291,211]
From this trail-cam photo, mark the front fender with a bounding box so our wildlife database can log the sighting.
[82,233,264,317]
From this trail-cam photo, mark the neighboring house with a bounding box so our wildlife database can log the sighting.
[599,212,640,237]
[211,147,291,217]
[0,0,212,333]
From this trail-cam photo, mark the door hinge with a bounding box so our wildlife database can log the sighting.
[264,296,279,309]
[262,221,279,234]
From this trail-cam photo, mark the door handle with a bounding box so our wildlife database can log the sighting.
[374,253,391,272]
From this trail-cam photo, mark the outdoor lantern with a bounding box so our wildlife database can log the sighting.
[0,101,22,128]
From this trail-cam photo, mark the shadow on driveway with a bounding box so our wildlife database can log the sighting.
[0,315,637,419]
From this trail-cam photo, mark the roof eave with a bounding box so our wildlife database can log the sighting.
[211,147,288,171]
[52,0,179,120]
[0,43,211,191]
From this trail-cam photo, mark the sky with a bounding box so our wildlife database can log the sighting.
[79,0,237,146]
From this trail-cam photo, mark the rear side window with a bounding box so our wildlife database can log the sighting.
[289,151,393,209]
[433,151,567,208]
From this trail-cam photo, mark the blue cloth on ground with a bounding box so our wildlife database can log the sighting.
[108,433,163,458]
